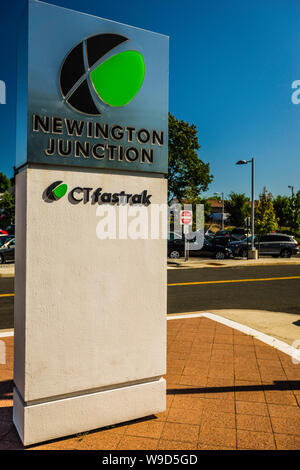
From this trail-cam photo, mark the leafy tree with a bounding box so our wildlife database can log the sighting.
[198,198,212,221]
[0,172,11,193]
[168,113,213,203]
[182,188,211,218]
[10,174,15,187]
[255,189,278,234]
[0,191,15,227]
[224,192,250,227]
[290,190,300,233]
[273,195,292,228]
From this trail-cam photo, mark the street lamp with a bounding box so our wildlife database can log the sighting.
[288,186,295,228]
[214,192,225,230]
[288,185,294,198]
[236,158,255,252]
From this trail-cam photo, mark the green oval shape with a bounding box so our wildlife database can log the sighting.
[90,50,145,107]
[53,183,68,199]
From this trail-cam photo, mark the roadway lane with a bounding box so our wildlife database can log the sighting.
[167,265,300,315]
[0,265,300,329]
[0,277,14,329]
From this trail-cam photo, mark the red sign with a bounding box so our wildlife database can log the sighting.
[180,210,192,225]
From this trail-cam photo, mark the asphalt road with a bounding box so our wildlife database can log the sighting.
[167,265,300,315]
[0,265,299,329]
[0,277,14,330]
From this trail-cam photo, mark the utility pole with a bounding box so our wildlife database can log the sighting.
[288,185,294,198]
[236,157,256,256]
[221,192,224,230]
[251,158,255,251]
[288,185,295,229]
[214,192,225,230]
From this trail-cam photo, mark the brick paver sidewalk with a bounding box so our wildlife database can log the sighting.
[0,316,299,450]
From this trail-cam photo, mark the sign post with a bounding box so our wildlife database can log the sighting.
[14,0,168,446]
[180,210,193,262]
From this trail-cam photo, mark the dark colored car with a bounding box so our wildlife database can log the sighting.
[214,230,230,238]
[231,227,249,240]
[0,235,14,247]
[0,238,15,264]
[214,228,250,244]
[229,233,299,258]
[168,235,232,260]
[213,231,242,246]
[168,231,182,241]
[204,229,215,238]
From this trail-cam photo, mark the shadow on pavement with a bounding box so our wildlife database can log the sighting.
[167,380,300,395]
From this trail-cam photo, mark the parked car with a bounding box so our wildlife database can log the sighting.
[0,235,14,247]
[204,229,215,238]
[229,233,299,258]
[231,227,249,240]
[0,229,8,235]
[214,229,249,242]
[0,238,15,264]
[168,235,233,260]
[213,230,242,246]
[168,231,182,241]
[214,230,230,238]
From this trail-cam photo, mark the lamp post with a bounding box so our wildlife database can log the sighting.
[288,185,294,198]
[214,192,224,230]
[288,185,295,228]
[236,158,255,253]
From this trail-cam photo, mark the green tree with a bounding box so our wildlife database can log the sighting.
[182,188,211,218]
[168,113,213,203]
[0,191,15,227]
[290,190,300,233]
[273,195,292,228]
[0,172,11,193]
[224,192,250,227]
[255,189,278,234]
[198,198,212,221]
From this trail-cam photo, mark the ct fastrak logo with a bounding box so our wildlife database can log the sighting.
[45,181,68,201]
[44,181,152,206]
[60,33,145,115]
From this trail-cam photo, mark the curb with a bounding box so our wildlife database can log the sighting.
[167,311,300,362]
[167,260,300,270]
[0,330,14,338]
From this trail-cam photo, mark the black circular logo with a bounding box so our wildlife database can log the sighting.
[60,33,145,115]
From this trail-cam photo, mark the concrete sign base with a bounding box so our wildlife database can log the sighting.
[13,167,167,446]
[13,378,165,446]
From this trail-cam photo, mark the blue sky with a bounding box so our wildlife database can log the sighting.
[1,0,300,199]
